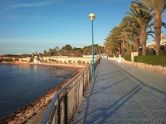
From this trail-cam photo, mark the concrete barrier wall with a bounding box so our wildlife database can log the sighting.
[107,57,166,74]
[17,56,100,65]
[124,60,166,74]
[42,56,99,65]
[18,57,31,63]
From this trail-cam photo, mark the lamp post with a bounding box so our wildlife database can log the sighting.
[89,13,96,82]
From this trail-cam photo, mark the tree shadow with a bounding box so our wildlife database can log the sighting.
[97,69,121,76]
[73,84,143,124]
[72,60,166,124]
[90,77,129,96]
[111,62,166,95]
[97,72,123,81]
[87,84,143,124]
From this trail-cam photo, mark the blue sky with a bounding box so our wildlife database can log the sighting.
[0,0,165,54]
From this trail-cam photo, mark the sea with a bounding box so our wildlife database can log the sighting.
[0,64,75,120]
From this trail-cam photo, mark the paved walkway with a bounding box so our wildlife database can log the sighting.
[72,59,166,124]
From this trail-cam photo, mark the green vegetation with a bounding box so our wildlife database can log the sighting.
[0,58,14,63]
[0,44,104,64]
[43,46,59,56]
[135,55,166,66]
[104,0,166,56]
[43,44,104,57]
[130,1,153,56]
[123,55,131,61]
[1,54,32,58]
[143,0,166,55]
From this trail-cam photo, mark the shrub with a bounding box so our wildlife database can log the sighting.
[64,61,67,64]
[123,55,131,61]
[68,60,72,64]
[135,55,166,66]
[77,60,82,65]
[0,58,13,62]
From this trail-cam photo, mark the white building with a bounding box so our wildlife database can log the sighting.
[18,57,31,63]
[147,33,166,48]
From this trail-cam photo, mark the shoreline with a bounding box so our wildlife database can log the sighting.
[0,63,82,124]
[0,62,85,68]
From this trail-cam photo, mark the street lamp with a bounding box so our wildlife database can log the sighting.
[89,13,96,82]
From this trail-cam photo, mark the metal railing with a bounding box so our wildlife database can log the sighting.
[40,59,100,124]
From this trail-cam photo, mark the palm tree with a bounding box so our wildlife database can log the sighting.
[129,1,152,55]
[142,0,166,55]
[120,16,141,52]
[104,27,124,56]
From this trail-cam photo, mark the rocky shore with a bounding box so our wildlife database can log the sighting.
[0,66,81,124]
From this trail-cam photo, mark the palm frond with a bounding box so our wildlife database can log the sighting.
[147,30,154,38]
[162,22,166,28]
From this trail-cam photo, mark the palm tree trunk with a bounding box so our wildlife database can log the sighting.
[121,41,125,55]
[119,42,122,55]
[135,37,140,52]
[140,28,147,56]
[154,15,162,55]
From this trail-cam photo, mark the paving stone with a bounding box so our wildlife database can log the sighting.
[72,59,166,124]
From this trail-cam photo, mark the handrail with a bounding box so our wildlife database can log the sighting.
[40,58,100,124]
[40,70,84,124]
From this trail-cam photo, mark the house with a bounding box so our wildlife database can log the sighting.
[18,57,31,63]
[147,33,166,48]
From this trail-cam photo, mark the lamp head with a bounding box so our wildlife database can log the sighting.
[89,13,96,21]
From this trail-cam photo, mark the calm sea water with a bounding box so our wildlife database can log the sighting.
[0,64,75,119]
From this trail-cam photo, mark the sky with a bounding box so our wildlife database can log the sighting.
[0,0,165,54]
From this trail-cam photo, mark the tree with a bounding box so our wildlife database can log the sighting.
[82,46,92,55]
[72,47,82,57]
[60,44,72,56]
[62,44,72,51]
[142,0,166,55]
[48,48,57,56]
[129,1,152,55]
[43,47,58,56]
[43,50,48,56]
[104,27,123,56]
[82,44,103,55]
[120,16,141,52]
[55,46,60,51]
[43,44,103,57]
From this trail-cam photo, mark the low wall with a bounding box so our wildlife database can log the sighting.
[108,57,123,63]
[124,60,166,74]
[42,56,99,65]
[18,57,31,63]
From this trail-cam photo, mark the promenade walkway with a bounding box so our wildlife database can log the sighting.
[72,59,166,124]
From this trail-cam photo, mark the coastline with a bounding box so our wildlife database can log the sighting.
[31,63,85,68]
[0,62,85,69]
[0,63,83,124]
